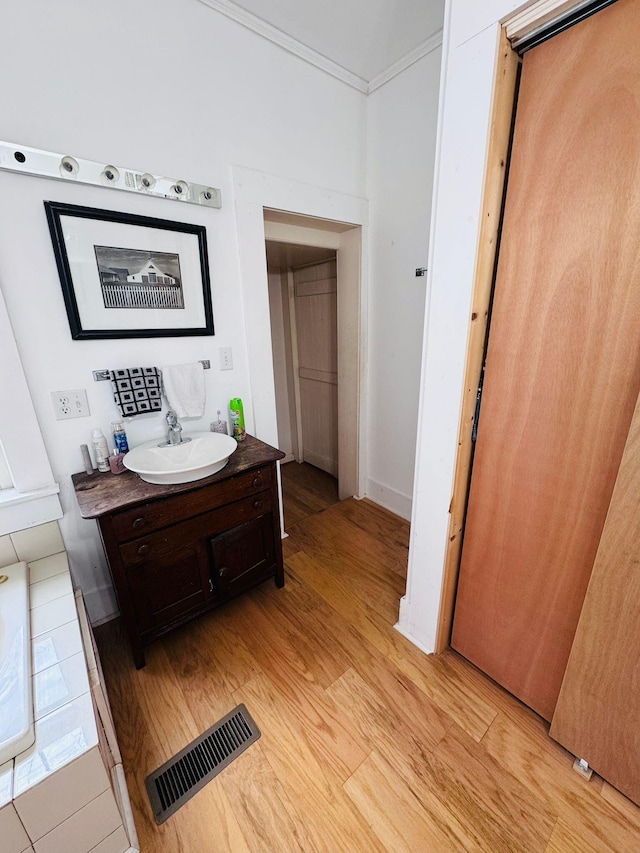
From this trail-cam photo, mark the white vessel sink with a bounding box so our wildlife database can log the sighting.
[0,561,34,764]
[123,431,238,485]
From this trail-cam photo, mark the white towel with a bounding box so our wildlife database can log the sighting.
[161,362,205,418]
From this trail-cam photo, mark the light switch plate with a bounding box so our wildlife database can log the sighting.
[52,389,90,420]
[219,347,233,371]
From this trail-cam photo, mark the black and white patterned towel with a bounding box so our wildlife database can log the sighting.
[110,367,162,417]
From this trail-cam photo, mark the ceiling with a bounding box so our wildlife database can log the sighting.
[266,241,335,271]
[198,0,445,89]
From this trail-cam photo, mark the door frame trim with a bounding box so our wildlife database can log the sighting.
[233,166,368,501]
[286,268,304,463]
[434,30,520,652]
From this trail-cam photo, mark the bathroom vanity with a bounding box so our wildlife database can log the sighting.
[73,435,285,668]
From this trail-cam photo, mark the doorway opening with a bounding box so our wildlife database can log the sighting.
[267,242,339,528]
[262,209,362,528]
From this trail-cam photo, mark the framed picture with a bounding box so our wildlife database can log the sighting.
[44,201,214,339]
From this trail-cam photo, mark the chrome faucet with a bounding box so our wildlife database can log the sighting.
[159,411,191,447]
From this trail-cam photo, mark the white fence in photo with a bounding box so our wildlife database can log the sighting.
[101,283,185,309]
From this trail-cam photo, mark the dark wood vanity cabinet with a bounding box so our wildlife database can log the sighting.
[73,436,285,668]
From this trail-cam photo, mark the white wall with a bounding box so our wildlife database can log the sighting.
[0,0,366,622]
[365,47,442,520]
[398,0,582,653]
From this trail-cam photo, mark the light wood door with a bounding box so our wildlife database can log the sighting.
[550,387,640,806]
[294,259,338,476]
[451,0,640,721]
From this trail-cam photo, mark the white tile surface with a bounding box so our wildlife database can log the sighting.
[33,652,89,721]
[30,594,77,639]
[0,533,18,568]
[28,553,69,585]
[11,523,64,565]
[29,573,73,610]
[14,693,98,797]
[14,746,109,842]
[88,825,129,853]
[33,789,121,853]
[0,759,13,808]
[31,621,83,675]
[0,802,31,853]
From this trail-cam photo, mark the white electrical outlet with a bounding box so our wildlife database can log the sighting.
[219,346,233,370]
[52,389,90,420]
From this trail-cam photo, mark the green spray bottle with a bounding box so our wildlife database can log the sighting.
[229,397,246,441]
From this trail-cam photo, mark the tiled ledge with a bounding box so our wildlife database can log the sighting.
[0,522,137,853]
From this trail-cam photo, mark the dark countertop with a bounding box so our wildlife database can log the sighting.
[72,434,285,519]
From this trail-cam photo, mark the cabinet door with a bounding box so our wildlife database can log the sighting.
[125,541,210,635]
[451,0,640,721]
[209,513,276,598]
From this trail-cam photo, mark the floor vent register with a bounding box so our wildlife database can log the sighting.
[145,704,261,823]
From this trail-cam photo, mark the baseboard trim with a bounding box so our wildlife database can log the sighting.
[395,596,436,655]
[365,478,412,521]
[303,450,337,477]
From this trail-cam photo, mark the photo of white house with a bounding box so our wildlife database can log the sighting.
[94,246,184,309]
[126,258,177,286]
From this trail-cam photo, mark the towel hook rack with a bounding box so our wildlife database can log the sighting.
[93,360,210,382]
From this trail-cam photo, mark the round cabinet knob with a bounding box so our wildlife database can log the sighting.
[218,566,228,579]
[253,500,262,510]
[251,476,263,489]
[137,543,150,556]
[132,517,146,530]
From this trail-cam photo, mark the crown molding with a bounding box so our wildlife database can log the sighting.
[195,0,369,93]
[196,0,443,95]
[367,29,443,94]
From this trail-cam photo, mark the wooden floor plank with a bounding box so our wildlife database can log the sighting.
[600,781,640,828]
[248,578,352,690]
[234,672,387,853]
[94,490,640,852]
[279,572,456,744]
[289,502,410,582]
[344,750,468,852]
[287,547,498,742]
[433,725,556,852]
[159,604,261,722]
[332,667,553,852]
[544,819,603,853]
[224,592,370,780]
[481,709,640,852]
[326,666,449,761]
[217,744,319,853]
[280,460,339,528]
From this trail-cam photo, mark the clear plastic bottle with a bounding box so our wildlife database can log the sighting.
[91,429,110,473]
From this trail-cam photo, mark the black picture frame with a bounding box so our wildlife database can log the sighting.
[44,201,214,340]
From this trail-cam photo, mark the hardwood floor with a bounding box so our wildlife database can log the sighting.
[280,460,339,527]
[95,491,640,852]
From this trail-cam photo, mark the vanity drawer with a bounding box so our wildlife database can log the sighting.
[112,467,273,541]
[119,490,273,567]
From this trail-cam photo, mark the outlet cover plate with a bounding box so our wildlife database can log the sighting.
[52,389,90,420]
